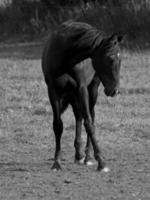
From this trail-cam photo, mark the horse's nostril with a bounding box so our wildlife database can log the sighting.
[104,88,120,97]
[114,88,120,96]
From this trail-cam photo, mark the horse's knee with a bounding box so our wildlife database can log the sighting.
[84,119,95,134]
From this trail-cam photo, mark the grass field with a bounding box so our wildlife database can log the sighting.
[0,43,150,200]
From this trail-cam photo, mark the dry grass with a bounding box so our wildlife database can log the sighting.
[0,44,150,199]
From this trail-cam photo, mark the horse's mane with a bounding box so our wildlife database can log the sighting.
[57,21,104,53]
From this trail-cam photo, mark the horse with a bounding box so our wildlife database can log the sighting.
[42,21,123,171]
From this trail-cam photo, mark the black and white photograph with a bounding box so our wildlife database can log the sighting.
[0,0,150,199]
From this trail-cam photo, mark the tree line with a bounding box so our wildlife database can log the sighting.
[0,0,150,44]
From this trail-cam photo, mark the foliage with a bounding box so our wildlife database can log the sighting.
[0,0,150,45]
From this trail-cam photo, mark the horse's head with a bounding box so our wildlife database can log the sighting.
[92,34,123,97]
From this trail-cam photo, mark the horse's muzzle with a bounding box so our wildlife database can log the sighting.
[104,88,120,97]
[112,88,120,97]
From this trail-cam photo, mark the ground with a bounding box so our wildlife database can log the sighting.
[0,43,150,200]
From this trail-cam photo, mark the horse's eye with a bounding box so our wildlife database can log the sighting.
[117,52,120,58]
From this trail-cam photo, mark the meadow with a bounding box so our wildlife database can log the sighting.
[0,43,150,200]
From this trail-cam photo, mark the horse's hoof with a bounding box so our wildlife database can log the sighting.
[97,161,107,171]
[85,160,94,166]
[51,162,62,171]
[102,167,110,173]
[75,157,85,165]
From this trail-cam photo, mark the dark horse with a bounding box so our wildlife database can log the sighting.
[42,21,123,171]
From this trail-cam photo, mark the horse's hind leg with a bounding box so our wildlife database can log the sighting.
[48,86,63,171]
[72,103,84,164]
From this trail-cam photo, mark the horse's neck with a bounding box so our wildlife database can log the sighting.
[67,48,93,68]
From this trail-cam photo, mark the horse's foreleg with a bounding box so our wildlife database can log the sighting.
[85,77,100,165]
[78,85,105,171]
[72,103,84,164]
[84,135,93,165]
[84,103,95,166]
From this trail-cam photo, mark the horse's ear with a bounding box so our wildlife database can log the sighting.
[108,34,125,43]
[107,34,119,45]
